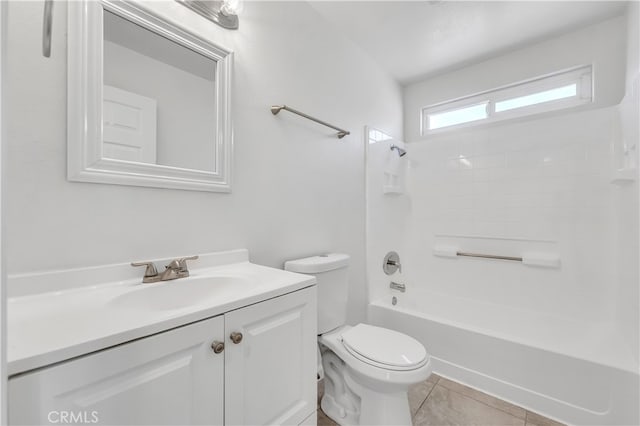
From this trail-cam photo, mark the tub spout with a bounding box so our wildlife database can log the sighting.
[390,282,406,292]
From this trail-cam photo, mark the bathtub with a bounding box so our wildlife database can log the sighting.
[368,290,639,425]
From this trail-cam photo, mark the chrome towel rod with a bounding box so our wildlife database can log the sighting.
[457,251,522,262]
[271,105,350,139]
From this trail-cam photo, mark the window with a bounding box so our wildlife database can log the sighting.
[429,103,488,130]
[494,84,577,112]
[421,66,592,135]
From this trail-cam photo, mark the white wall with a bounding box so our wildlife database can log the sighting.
[613,2,640,364]
[404,16,627,142]
[367,16,630,332]
[4,1,403,325]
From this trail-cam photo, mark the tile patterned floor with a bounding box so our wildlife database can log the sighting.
[317,374,566,426]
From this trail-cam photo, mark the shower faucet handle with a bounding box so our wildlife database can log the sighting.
[386,259,402,273]
[383,251,402,275]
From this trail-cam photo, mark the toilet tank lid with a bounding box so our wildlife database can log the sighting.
[284,253,350,274]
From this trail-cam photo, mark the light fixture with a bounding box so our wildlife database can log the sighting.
[176,0,243,30]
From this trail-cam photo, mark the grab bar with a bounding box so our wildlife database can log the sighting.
[42,0,54,58]
[456,251,522,262]
[270,105,350,139]
[433,245,560,268]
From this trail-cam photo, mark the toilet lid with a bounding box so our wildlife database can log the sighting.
[341,324,427,369]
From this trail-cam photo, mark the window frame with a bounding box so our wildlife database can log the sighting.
[420,65,593,136]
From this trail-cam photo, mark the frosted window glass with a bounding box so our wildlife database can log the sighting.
[421,66,591,135]
[495,84,577,112]
[428,103,488,130]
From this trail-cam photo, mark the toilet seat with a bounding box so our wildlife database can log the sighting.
[340,324,427,371]
[319,324,433,391]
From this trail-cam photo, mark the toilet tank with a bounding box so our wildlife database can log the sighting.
[284,254,350,334]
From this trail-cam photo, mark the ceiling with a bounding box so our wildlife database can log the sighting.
[308,1,629,85]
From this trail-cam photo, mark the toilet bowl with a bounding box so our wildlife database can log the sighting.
[320,324,432,425]
[284,254,432,426]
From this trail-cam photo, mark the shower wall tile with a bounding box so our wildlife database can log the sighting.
[367,15,634,348]
[401,106,619,323]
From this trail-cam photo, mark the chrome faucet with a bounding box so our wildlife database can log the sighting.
[159,259,183,281]
[132,255,199,283]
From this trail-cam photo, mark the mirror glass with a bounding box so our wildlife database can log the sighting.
[103,11,217,171]
[67,0,233,192]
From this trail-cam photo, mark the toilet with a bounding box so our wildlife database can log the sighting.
[285,254,432,426]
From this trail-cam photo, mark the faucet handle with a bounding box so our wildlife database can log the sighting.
[177,255,199,271]
[383,251,402,275]
[131,261,159,283]
[387,259,402,273]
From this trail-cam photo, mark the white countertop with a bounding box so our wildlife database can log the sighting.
[8,252,316,376]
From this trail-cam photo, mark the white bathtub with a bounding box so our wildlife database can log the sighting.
[368,290,639,425]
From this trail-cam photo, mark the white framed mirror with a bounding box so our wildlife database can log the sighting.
[68,0,233,192]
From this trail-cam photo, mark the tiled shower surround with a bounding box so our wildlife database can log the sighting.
[403,106,618,322]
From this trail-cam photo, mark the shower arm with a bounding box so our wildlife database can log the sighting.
[390,144,407,157]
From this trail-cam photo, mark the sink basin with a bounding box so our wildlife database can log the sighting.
[110,275,250,311]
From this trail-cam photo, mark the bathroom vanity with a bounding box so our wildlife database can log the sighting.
[7,250,317,425]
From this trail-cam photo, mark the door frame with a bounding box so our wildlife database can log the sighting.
[0,0,8,423]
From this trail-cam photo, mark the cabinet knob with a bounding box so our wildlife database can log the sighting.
[211,341,225,354]
[230,332,243,344]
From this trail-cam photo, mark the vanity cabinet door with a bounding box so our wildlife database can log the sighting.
[9,315,225,425]
[224,286,317,425]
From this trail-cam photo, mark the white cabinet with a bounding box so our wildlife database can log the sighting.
[9,315,225,425]
[225,286,317,425]
[8,287,317,426]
